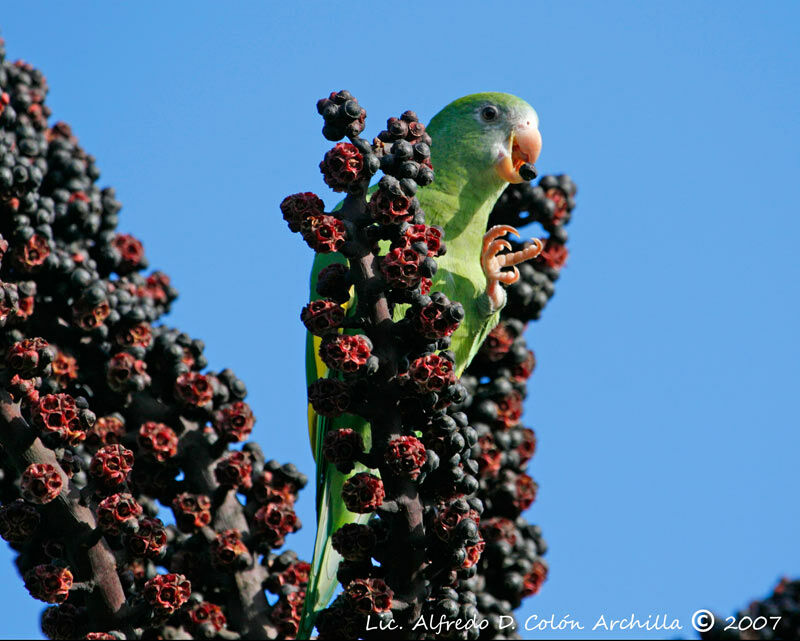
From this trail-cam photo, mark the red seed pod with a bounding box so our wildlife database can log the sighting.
[18,288,36,322]
[538,238,568,269]
[85,414,125,452]
[143,573,191,615]
[96,493,143,535]
[315,263,350,304]
[322,428,364,467]
[281,192,324,233]
[275,560,311,588]
[368,187,413,225]
[477,433,502,478]
[481,517,519,546]
[50,349,79,387]
[130,271,171,304]
[495,390,523,429]
[126,517,167,559]
[21,463,63,504]
[112,234,145,271]
[253,501,299,548]
[137,421,179,462]
[414,295,462,339]
[8,373,39,405]
[331,523,376,561]
[400,223,445,257]
[515,473,539,512]
[385,436,427,480]
[319,333,372,373]
[511,349,536,381]
[380,245,423,289]
[479,322,515,362]
[0,499,41,543]
[300,299,344,336]
[419,277,432,295]
[463,537,486,569]
[341,473,384,513]
[174,372,213,407]
[41,603,81,640]
[6,337,52,375]
[270,591,305,639]
[211,529,249,568]
[545,186,569,224]
[300,214,347,254]
[407,119,426,142]
[517,427,537,464]
[106,352,150,394]
[115,322,152,349]
[72,299,110,331]
[24,564,73,603]
[522,560,548,596]
[319,142,366,192]
[406,353,456,393]
[215,450,253,489]
[307,379,350,418]
[13,234,50,272]
[344,578,393,614]
[29,393,85,444]
[89,445,134,487]
[251,470,298,506]
[187,601,227,634]
[172,493,212,532]
[213,401,255,442]
[434,504,481,542]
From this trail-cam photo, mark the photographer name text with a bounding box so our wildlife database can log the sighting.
[365,613,681,634]
[365,610,783,634]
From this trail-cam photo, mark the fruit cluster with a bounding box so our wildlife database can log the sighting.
[286,88,578,639]
[0,37,308,639]
[453,174,577,636]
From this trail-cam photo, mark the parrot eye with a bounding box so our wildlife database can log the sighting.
[480,105,498,122]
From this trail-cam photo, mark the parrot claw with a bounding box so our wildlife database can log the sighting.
[481,225,544,311]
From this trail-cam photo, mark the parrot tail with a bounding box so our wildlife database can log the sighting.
[297,473,341,639]
[298,415,373,638]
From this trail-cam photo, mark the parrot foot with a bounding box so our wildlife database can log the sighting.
[481,225,544,312]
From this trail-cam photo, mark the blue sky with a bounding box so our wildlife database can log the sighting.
[2,2,799,638]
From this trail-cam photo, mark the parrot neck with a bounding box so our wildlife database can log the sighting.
[419,166,507,260]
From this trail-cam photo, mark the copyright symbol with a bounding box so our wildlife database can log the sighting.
[691,609,715,633]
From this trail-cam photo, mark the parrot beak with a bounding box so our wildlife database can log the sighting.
[496,122,542,184]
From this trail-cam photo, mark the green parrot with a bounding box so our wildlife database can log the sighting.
[299,92,543,638]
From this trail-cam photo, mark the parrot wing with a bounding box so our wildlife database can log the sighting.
[300,249,372,640]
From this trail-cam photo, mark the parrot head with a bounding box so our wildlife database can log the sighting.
[427,92,542,189]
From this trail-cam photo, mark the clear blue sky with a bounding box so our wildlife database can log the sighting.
[2,2,799,638]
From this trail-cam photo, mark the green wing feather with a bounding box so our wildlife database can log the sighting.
[299,249,372,640]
